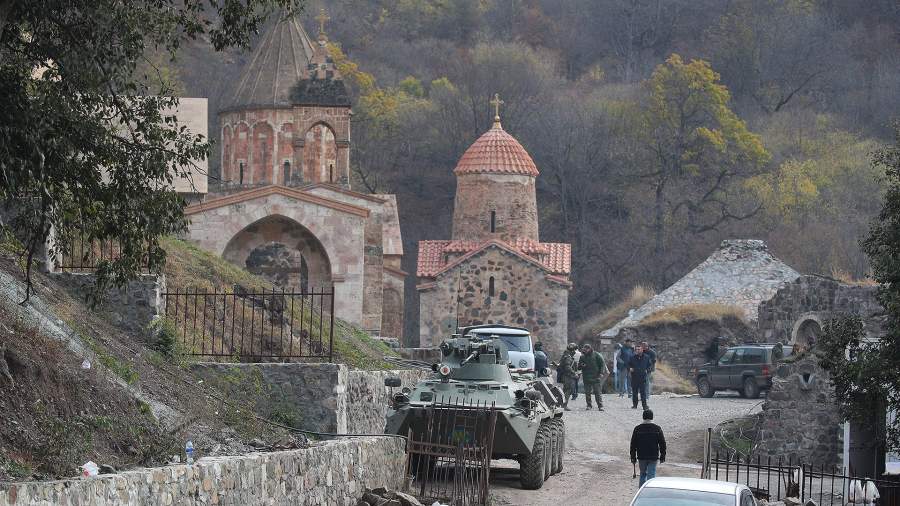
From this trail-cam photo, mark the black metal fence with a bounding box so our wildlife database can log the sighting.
[54,228,150,272]
[704,451,900,505]
[161,287,335,362]
[404,397,499,506]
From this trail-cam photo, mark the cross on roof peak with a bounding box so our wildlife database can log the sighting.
[315,8,330,44]
[490,93,504,126]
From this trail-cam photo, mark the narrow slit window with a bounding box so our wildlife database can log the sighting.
[283,160,291,185]
[239,161,245,184]
[490,210,496,233]
[488,276,495,297]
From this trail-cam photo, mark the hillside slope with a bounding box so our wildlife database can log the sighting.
[0,237,394,481]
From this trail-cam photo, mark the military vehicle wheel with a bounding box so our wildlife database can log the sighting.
[408,454,434,478]
[541,423,553,479]
[697,377,715,398]
[520,424,548,489]
[552,418,565,474]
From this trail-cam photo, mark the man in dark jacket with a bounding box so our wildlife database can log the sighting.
[630,409,667,486]
[628,344,652,410]
[533,342,549,377]
[578,344,609,410]
[619,338,635,396]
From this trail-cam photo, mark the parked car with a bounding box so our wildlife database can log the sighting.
[629,477,758,506]
[460,324,535,371]
[693,343,789,399]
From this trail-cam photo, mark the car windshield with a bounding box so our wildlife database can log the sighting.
[486,334,531,352]
[633,488,735,506]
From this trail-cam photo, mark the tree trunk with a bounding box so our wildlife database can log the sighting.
[654,177,666,287]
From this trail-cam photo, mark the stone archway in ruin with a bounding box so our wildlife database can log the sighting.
[791,314,824,349]
[222,215,331,292]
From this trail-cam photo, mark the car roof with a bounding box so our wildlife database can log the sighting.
[465,325,530,336]
[643,477,741,494]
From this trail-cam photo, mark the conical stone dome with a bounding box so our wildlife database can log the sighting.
[224,15,316,111]
[454,122,539,177]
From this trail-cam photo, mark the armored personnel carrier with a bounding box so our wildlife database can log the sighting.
[384,330,566,490]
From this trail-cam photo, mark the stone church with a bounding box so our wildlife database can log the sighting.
[183,12,405,338]
[417,103,572,356]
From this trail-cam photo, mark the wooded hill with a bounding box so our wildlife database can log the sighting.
[168,0,900,338]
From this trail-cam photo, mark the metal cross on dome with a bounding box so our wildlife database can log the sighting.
[316,8,330,41]
[490,93,504,123]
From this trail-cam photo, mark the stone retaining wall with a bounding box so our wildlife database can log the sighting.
[755,351,843,467]
[191,363,428,434]
[0,437,404,506]
[52,273,164,337]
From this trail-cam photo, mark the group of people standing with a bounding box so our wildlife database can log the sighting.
[551,339,657,411]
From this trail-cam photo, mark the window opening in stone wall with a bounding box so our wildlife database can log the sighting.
[490,210,496,233]
[329,164,334,183]
[239,161,244,184]
[489,276,495,297]
[283,160,291,185]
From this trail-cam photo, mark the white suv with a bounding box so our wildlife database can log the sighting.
[461,325,535,372]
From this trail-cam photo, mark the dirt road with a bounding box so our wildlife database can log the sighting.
[489,392,762,506]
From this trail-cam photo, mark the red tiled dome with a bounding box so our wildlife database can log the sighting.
[454,122,539,177]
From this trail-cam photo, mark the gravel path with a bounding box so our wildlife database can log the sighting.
[489,392,763,506]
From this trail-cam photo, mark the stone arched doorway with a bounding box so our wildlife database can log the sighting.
[303,123,337,183]
[222,215,331,291]
[791,315,823,349]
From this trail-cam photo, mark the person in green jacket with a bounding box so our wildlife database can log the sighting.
[578,344,609,411]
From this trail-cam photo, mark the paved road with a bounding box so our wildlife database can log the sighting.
[489,392,763,506]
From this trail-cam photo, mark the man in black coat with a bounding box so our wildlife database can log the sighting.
[630,409,667,486]
[628,344,652,410]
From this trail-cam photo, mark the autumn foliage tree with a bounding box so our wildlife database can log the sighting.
[635,55,770,285]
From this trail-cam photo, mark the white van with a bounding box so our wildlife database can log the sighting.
[461,324,535,371]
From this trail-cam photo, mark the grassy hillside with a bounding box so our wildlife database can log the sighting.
[574,285,655,338]
[160,237,397,369]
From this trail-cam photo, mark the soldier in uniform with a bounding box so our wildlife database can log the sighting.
[579,343,609,410]
[552,343,579,411]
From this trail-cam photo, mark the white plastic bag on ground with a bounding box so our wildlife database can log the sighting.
[80,461,98,477]
[848,479,880,504]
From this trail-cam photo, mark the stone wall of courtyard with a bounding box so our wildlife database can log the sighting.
[755,350,843,468]
[418,245,569,359]
[0,437,404,506]
[52,273,164,338]
[191,363,427,434]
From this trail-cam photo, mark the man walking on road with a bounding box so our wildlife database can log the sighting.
[579,344,608,411]
[628,344,652,410]
[630,409,667,486]
[553,343,579,411]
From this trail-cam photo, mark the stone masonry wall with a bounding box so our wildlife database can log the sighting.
[52,273,164,338]
[418,245,568,359]
[755,351,843,467]
[346,369,431,434]
[0,437,404,506]
[452,173,539,243]
[757,274,884,343]
[191,363,426,434]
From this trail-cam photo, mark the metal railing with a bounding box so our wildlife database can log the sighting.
[54,228,150,272]
[703,449,900,505]
[161,286,335,362]
[404,397,498,506]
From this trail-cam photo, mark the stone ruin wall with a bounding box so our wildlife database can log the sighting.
[755,351,843,468]
[0,437,404,506]
[418,247,568,359]
[757,274,884,344]
[52,273,164,338]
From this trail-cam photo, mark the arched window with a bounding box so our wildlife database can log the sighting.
[283,160,291,185]
[488,276,495,297]
[490,210,496,233]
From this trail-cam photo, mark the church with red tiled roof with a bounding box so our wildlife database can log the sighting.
[417,97,572,356]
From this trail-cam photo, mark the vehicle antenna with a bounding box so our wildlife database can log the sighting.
[454,271,462,334]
